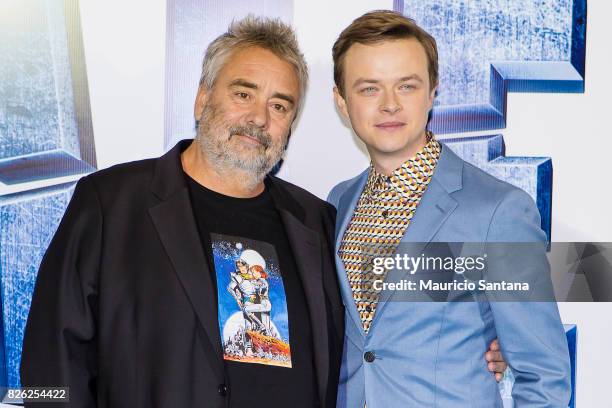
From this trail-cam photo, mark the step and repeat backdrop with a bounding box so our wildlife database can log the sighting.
[1,0,610,406]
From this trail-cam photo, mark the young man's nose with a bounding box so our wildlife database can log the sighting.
[379,91,402,114]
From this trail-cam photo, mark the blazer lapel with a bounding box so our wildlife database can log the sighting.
[148,141,224,378]
[334,172,369,337]
[282,210,329,404]
[268,178,330,404]
[334,171,368,243]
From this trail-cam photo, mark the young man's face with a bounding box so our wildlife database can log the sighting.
[334,38,436,170]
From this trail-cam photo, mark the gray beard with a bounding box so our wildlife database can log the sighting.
[195,102,285,189]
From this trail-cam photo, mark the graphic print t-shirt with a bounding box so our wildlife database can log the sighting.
[186,174,318,407]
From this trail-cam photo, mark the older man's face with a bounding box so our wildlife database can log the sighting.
[194,46,300,177]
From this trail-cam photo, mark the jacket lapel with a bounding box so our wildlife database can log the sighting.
[334,171,369,337]
[148,141,224,378]
[399,144,463,246]
[268,178,330,405]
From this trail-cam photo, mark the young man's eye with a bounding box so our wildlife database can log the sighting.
[361,86,377,94]
[399,84,415,91]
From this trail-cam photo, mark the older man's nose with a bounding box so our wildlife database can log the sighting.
[246,100,269,129]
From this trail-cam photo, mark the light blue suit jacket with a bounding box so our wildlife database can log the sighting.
[327,144,571,408]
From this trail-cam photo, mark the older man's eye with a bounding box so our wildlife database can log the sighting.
[272,103,287,113]
[235,92,249,99]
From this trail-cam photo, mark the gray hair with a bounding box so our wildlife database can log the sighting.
[199,15,308,106]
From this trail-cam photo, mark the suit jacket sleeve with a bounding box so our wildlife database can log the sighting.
[485,189,571,407]
[20,176,101,408]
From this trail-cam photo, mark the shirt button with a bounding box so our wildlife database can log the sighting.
[364,351,376,363]
[381,210,389,218]
[218,384,228,397]
[365,305,373,313]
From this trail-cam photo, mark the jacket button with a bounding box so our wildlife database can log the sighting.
[218,384,228,396]
[364,351,376,363]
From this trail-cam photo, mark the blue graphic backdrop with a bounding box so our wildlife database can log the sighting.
[395,0,587,241]
[0,185,75,388]
[0,0,95,389]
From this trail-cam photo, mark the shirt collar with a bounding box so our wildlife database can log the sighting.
[364,133,441,202]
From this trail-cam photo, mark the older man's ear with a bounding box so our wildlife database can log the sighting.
[194,85,209,123]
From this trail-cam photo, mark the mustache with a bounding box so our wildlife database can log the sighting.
[229,125,271,148]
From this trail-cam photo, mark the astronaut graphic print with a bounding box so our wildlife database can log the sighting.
[211,233,292,368]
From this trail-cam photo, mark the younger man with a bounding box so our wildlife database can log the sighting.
[328,10,571,407]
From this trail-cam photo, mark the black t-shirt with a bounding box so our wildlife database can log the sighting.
[185,173,318,407]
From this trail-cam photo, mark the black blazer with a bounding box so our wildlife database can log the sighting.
[21,140,344,408]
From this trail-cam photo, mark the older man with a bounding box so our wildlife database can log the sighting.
[20,16,344,408]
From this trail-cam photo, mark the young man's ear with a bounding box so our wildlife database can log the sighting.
[333,86,350,121]
[194,85,209,125]
[428,83,438,111]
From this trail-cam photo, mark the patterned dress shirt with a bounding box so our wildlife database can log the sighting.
[338,134,441,332]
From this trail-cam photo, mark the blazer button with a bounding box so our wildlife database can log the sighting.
[364,351,376,363]
[218,384,228,397]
